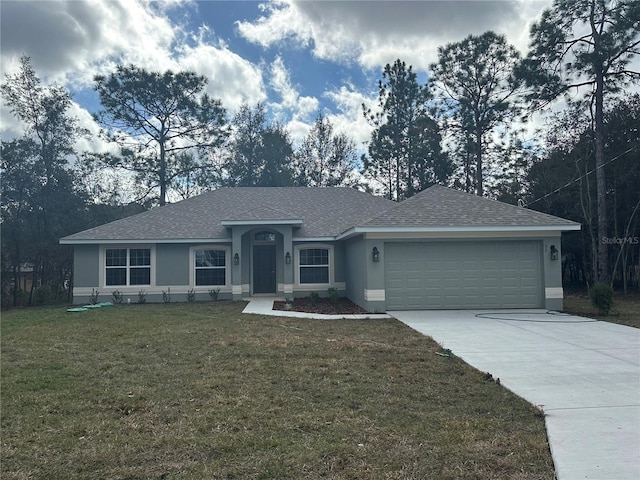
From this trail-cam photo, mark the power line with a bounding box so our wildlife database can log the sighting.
[523,144,639,207]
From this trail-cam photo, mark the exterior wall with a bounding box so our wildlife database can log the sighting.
[73,245,99,288]
[239,232,251,296]
[542,235,564,310]
[70,232,567,310]
[333,242,346,284]
[342,236,385,313]
[156,244,189,286]
[364,238,386,312]
[71,243,234,304]
[344,236,367,310]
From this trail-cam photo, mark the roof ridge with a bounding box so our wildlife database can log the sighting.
[360,184,579,228]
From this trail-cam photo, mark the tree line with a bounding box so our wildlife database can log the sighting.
[1,0,638,306]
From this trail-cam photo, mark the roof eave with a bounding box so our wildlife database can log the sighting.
[337,224,581,240]
[59,237,231,245]
[221,219,303,227]
[61,224,581,245]
[292,236,337,242]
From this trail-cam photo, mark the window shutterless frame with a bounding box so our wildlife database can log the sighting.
[194,248,227,286]
[294,244,334,287]
[189,246,231,289]
[104,247,152,286]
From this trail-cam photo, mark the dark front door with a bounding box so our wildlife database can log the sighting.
[253,245,276,294]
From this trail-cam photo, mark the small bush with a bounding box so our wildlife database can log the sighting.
[187,288,196,303]
[589,283,614,315]
[162,288,171,303]
[327,287,339,305]
[309,292,320,306]
[112,290,123,304]
[137,289,147,304]
[208,288,220,301]
[90,288,100,305]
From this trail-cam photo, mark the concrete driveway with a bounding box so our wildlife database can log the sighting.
[390,309,640,480]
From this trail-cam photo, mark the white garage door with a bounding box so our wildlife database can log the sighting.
[385,241,543,310]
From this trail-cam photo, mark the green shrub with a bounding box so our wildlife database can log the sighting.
[589,283,614,315]
[187,288,196,303]
[112,290,124,304]
[162,288,171,303]
[137,289,147,304]
[309,292,320,306]
[327,287,339,305]
[90,288,100,305]
[208,288,220,301]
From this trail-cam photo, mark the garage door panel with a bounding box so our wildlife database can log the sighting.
[385,241,542,309]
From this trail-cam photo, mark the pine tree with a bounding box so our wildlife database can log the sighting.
[364,60,450,201]
[519,0,640,283]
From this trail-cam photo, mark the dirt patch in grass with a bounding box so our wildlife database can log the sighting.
[273,296,368,315]
[564,291,640,328]
[2,303,555,479]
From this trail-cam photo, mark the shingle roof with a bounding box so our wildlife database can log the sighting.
[61,187,393,242]
[221,205,300,222]
[61,186,579,243]
[361,185,580,228]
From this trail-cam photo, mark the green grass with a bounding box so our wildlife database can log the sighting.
[2,302,555,479]
[564,291,640,328]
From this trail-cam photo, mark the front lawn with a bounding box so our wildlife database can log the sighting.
[1,302,554,479]
[564,291,640,328]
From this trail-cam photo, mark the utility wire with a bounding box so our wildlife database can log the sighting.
[523,144,639,207]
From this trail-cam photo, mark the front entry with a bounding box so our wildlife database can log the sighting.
[253,244,276,294]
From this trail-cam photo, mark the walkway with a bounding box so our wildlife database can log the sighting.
[242,297,392,320]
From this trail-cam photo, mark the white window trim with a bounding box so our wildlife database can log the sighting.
[100,245,156,289]
[294,243,334,289]
[189,245,231,290]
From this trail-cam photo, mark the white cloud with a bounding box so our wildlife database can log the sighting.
[270,56,299,108]
[238,0,552,70]
[324,84,377,149]
[0,0,182,86]
[236,0,313,50]
[286,119,313,145]
[176,40,267,112]
[67,101,117,155]
[0,103,22,141]
[268,56,319,142]
[0,0,268,140]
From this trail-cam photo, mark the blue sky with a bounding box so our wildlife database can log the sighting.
[1,0,553,151]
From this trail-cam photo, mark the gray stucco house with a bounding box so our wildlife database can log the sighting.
[60,186,580,312]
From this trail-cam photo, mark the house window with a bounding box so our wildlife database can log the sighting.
[105,248,151,286]
[195,249,226,286]
[299,248,329,284]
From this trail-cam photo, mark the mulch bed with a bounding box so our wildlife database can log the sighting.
[273,296,369,315]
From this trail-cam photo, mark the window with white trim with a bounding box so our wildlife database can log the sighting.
[299,248,329,284]
[105,248,151,286]
[194,249,226,286]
